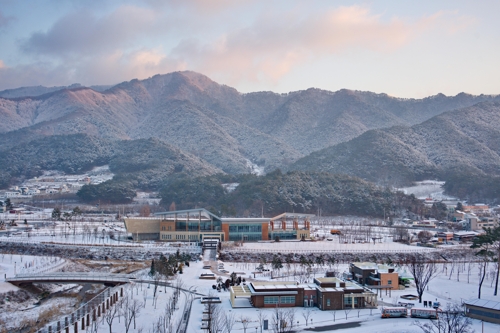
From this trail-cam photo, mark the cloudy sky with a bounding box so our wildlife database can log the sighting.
[0,0,499,97]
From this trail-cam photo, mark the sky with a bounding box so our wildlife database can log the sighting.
[0,0,499,98]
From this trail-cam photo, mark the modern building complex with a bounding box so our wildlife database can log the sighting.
[123,208,313,242]
[229,278,378,310]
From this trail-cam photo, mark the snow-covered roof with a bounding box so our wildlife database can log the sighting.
[465,299,500,311]
[454,231,479,236]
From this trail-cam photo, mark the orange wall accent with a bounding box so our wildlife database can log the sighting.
[262,223,269,240]
[160,221,176,231]
[380,272,399,290]
[222,224,229,241]
[281,221,286,230]
[270,221,274,231]
[293,221,298,230]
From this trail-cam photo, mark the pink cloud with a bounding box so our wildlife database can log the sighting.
[170,5,446,87]
[1,3,477,92]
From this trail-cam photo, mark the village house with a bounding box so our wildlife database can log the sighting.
[469,216,498,231]
[462,204,490,216]
[349,262,399,290]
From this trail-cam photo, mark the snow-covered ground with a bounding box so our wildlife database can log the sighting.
[398,180,457,201]
[2,250,500,332]
[231,239,435,253]
[1,210,500,332]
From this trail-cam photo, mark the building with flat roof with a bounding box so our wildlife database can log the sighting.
[464,299,500,324]
[349,262,399,290]
[123,208,313,242]
[229,277,377,310]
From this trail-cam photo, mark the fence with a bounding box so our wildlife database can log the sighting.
[37,285,124,333]
[9,273,134,285]
[17,258,66,275]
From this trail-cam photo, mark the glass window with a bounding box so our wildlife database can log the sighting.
[327,299,330,306]
[264,296,279,304]
[280,296,295,304]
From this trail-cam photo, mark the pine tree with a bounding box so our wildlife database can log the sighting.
[149,259,156,277]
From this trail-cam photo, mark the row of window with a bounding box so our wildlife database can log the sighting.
[344,297,358,305]
[175,221,222,231]
[268,232,297,240]
[263,296,296,304]
[228,225,262,232]
[467,308,500,319]
[228,233,262,241]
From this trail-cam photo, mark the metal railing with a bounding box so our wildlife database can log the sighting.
[37,285,123,333]
[8,272,135,284]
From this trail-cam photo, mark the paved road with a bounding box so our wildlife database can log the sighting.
[303,321,362,331]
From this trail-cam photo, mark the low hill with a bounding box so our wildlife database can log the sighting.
[289,102,500,186]
[0,134,221,190]
[159,171,425,218]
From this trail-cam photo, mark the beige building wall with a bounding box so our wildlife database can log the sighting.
[124,217,161,240]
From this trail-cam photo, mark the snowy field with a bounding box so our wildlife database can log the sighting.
[398,180,457,201]
[2,250,500,332]
[232,239,435,253]
[1,209,500,332]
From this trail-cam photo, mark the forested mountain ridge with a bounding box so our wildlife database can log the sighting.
[159,171,426,218]
[0,83,111,99]
[1,71,499,181]
[289,101,500,186]
[0,134,221,190]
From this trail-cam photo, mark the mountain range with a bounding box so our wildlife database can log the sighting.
[290,101,500,185]
[1,71,500,190]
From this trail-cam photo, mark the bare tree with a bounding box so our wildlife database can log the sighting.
[152,315,168,333]
[344,308,351,320]
[139,205,151,217]
[204,295,223,333]
[223,312,236,333]
[285,309,296,331]
[408,255,438,303]
[466,261,474,284]
[239,315,252,333]
[143,289,147,307]
[103,297,120,333]
[413,303,473,333]
[257,310,267,333]
[121,293,143,333]
[392,226,410,243]
[448,261,455,280]
[331,310,336,323]
[302,308,313,326]
[271,307,295,333]
[417,230,433,244]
